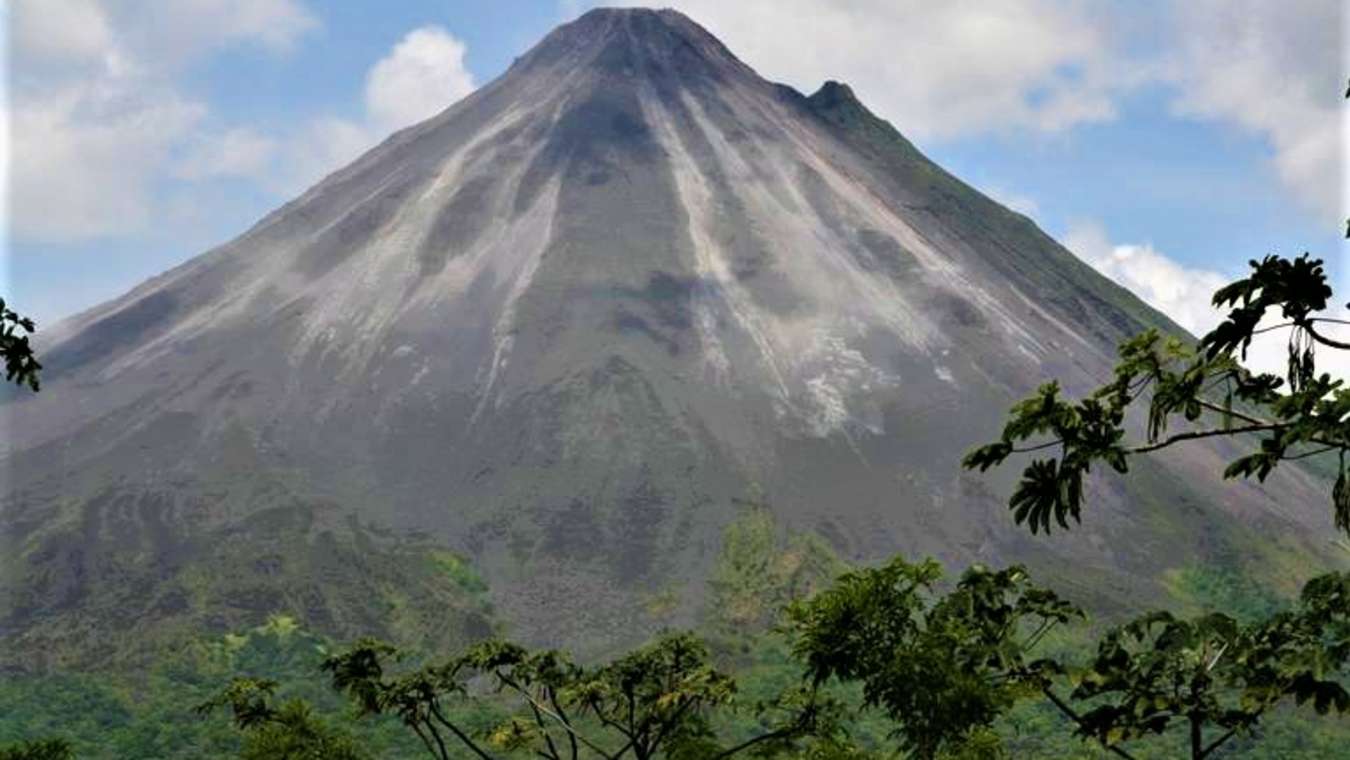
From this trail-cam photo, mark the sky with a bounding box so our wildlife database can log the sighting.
[4,1,1348,362]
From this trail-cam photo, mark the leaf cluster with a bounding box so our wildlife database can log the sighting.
[786,557,1081,759]
[211,632,829,760]
[0,298,41,391]
[967,252,1350,535]
[1070,571,1350,758]
[193,677,370,760]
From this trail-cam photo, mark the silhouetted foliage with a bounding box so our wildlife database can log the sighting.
[0,298,40,391]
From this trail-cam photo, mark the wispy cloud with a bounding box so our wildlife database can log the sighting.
[173,128,281,182]
[268,25,479,197]
[5,2,480,245]
[1162,0,1345,222]
[6,0,318,243]
[1062,221,1232,339]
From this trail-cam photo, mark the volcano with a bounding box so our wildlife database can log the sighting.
[2,8,1338,664]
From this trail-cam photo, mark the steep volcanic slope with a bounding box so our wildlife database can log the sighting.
[2,8,1340,661]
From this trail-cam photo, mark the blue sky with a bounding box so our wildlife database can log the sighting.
[4,1,1346,342]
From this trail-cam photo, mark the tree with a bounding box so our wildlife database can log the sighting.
[194,677,371,760]
[206,632,831,760]
[1067,571,1350,759]
[0,298,41,391]
[707,496,848,634]
[787,558,1080,759]
[785,556,1350,759]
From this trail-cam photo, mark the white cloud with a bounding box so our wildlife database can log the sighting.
[11,0,317,71]
[6,2,477,242]
[0,8,11,281]
[1164,0,1346,221]
[265,26,478,197]
[165,0,317,52]
[10,68,206,241]
[103,0,318,63]
[599,0,1134,140]
[10,0,115,67]
[5,0,319,243]
[174,128,280,181]
[365,27,476,133]
[1062,221,1231,338]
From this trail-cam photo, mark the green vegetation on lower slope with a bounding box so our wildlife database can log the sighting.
[0,615,431,758]
[706,496,849,635]
[6,505,1344,759]
[1,501,498,672]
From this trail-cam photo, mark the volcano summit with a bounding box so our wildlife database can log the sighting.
[1,8,1336,662]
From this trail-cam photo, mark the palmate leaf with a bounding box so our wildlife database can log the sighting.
[1009,459,1081,534]
[962,442,1013,472]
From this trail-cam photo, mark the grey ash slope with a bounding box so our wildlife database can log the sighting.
[2,8,1339,661]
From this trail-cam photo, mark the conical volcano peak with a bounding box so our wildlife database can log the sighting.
[520,6,744,80]
[6,3,1337,676]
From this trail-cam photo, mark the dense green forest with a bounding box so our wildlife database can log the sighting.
[2,503,1347,759]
